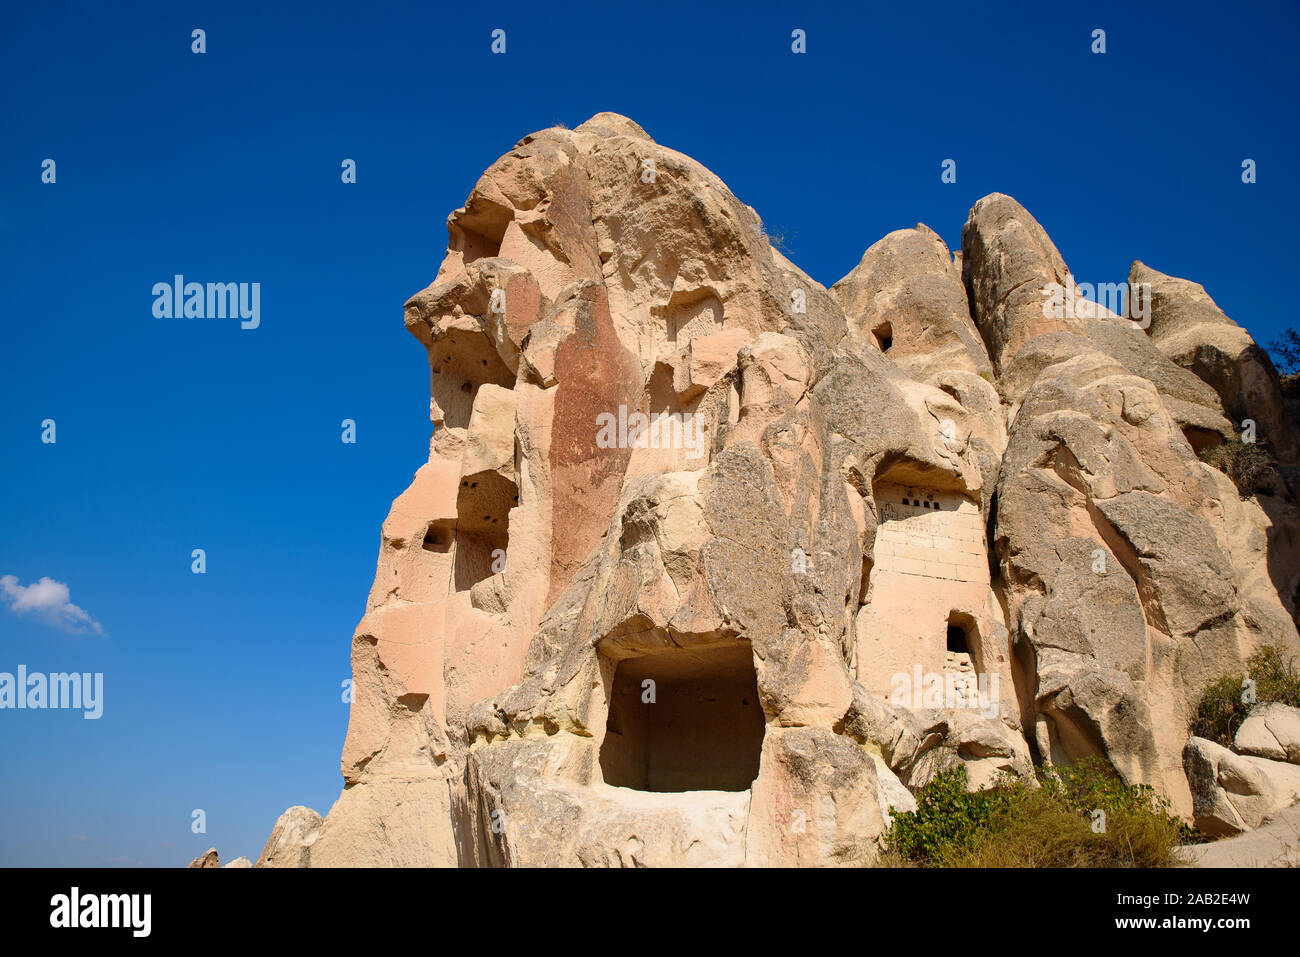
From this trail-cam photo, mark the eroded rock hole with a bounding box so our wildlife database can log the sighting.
[449,199,510,266]
[1181,425,1223,456]
[451,383,517,592]
[453,470,511,592]
[453,528,507,591]
[946,624,968,655]
[873,321,893,353]
[422,521,454,553]
[655,288,723,345]
[945,611,980,674]
[599,643,764,793]
[429,332,515,432]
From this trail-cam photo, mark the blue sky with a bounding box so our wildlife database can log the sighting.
[1,0,1297,866]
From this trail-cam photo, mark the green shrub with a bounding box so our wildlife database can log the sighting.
[882,758,1191,867]
[1190,645,1300,747]
[1193,674,1250,748]
[1250,644,1300,705]
[1197,437,1281,497]
[882,765,1008,865]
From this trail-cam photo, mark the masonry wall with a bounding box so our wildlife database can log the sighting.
[871,487,987,583]
[854,484,1008,705]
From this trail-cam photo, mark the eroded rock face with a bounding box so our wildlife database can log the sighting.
[1132,260,1299,467]
[186,848,220,868]
[1184,736,1300,835]
[960,195,1300,816]
[256,806,323,868]
[1178,802,1300,867]
[274,114,1300,866]
[832,224,992,383]
[1235,703,1300,764]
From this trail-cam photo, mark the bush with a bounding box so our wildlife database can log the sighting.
[1251,645,1300,704]
[1191,645,1300,747]
[759,227,795,255]
[882,758,1191,867]
[1197,437,1281,497]
[882,765,1010,865]
[1193,674,1251,748]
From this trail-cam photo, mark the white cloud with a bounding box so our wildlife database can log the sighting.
[0,575,104,635]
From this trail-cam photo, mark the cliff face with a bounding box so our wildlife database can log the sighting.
[283,113,1300,866]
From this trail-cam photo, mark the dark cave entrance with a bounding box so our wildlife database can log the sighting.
[599,642,765,792]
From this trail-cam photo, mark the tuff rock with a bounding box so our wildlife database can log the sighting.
[1234,703,1300,764]
[268,114,1300,866]
[1178,802,1300,867]
[256,805,323,868]
[1184,736,1300,835]
[186,848,221,869]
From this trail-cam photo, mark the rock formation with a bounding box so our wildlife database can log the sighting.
[1179,801,1300,867]
[265,113,1300,867]
[1184,702,1300,837]
[186,848,220,868]
[256,806,323,868]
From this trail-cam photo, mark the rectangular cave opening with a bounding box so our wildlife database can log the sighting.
[453,528,508,592]
[422,520,455,553]
[946,624,968,655]
[1181,425,1223,456]
[945,611,980,674]
[453,470,515,592]
[872,320,893,353]
[599,642,765,793]
[428,331,516,432]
